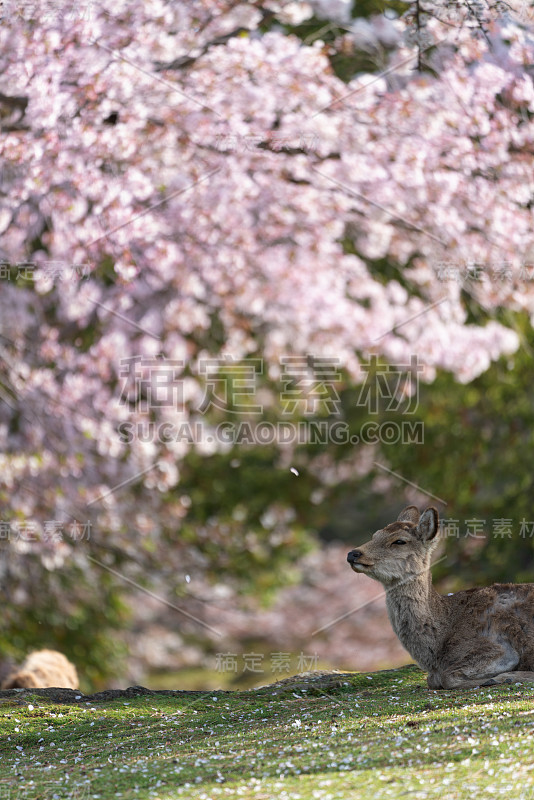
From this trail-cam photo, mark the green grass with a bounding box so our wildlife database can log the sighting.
[1,665,534,800]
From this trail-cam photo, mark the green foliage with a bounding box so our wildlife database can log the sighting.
[265,0,411,82]
[171,446,317,601]
[0,550,129,690]
[372,312,534,586]
[352,0,410,17]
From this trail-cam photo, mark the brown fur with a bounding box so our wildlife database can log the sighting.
[347,506,534,689]
[1,649,79,690]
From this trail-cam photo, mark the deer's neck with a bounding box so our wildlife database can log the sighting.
[385,571,446,671]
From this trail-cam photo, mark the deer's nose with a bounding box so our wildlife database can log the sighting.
[347,550,362,564]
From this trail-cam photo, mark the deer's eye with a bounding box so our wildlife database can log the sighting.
[393,539,407,545]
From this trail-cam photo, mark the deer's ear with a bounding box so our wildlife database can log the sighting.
[397,505,419,525]
[417,507,439,541]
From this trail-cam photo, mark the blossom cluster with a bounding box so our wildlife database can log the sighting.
[0,1,533,562]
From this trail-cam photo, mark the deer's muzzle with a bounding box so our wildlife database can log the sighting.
[347,550,372,571]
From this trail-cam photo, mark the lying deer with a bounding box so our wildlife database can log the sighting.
[1,650,79,690]
[347,505,534,689]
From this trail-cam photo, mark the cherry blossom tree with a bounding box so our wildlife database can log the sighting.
[1,0,533,679]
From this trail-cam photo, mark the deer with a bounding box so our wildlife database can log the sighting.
[1,650,79,690]
[347,505,534,689]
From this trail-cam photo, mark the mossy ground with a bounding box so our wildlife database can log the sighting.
[1,665,534,800]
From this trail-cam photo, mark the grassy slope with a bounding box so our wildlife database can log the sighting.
[1,665,534,800]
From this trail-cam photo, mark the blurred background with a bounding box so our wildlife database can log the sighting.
[1,0,534,692]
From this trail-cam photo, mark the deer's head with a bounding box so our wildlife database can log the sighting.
[347,506,439,587]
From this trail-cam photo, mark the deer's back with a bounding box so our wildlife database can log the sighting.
[443,582,534,662]
[447,582,534,614]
